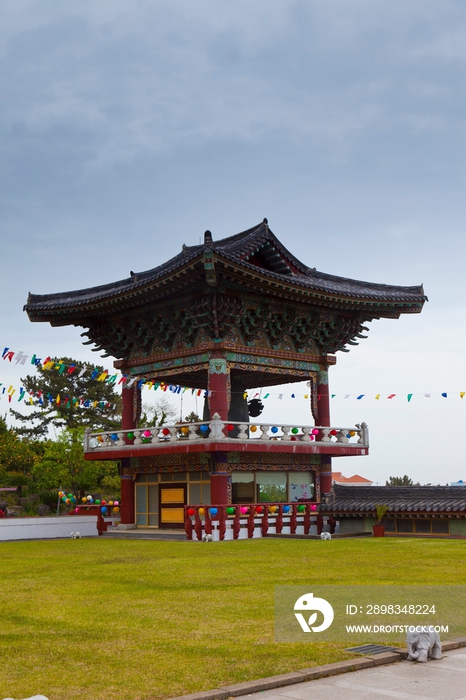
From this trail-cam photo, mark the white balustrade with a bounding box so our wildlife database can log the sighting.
[85,420,368,451]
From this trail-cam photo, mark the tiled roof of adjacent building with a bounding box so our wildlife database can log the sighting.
[320,485,466,514]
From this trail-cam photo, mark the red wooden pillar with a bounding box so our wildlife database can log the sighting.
[317,369,333,495]
[210,472,229,505]
[207,357,230,420]
[120,384,139,525]
[316,369,331,427]
[207,359,230,508]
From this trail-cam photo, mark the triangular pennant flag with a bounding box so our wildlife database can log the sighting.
[407,394,413,402]
[441,392,447,398]
[387,394,396,399]
[375,394,380,400]
[357,395,364,400]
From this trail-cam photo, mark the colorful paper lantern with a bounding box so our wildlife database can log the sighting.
[271,426,279,434]
[226,424,234,431]
[112,507,120,514]
[297,504,305,513]
[291,427,299,434]
[240,506,248,515]
[350,430,356,437]
[127,432,134,440]
[187,508,196,516]
[330,429,337,436]
[143,430,152,438]
[200,424,209,433]
[113,500,119,506]
[226,507,235,515]
[250,425,257,433]
[95,500,100,505]
[311,429,319,435]
[101,500,106,505]
[283,505,291,513]
[198,507,205,516]
[209,507,218,516]
[110,433,118,441]
[255,505,264,513]
[101,506,107,514]
[268,505,277,514]
[81,497,87,503]
[181,426,189,435]
[162,428,170,436]
[310,504,317,511]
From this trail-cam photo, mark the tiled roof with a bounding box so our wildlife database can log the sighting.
[25,221,427,318]
[320,485,466,514]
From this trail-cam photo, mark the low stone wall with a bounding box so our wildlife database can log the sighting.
[0,515,101,541]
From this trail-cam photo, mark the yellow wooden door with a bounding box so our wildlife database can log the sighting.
[159,484,187,528]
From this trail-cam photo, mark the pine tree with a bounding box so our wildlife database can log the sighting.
[10,357,122,438]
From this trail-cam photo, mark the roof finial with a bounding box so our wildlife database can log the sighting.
[204,230,213,245]
[263,218,268,228]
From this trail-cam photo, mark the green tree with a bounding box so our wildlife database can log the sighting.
[32,427,119,497]
[10,357,122,438]
[184,411,202,423]
[386,475,414,486]
[0,415,43,489]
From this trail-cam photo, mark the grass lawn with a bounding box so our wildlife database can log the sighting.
[1,537,465,700]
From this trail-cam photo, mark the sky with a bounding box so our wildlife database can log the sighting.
[1,0,465,486]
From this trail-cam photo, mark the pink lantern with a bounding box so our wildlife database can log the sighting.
[143,430,151,438]
[240,506,248,515]
[311,429,319,435]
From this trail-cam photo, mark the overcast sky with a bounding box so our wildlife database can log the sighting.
[1,0,465,485]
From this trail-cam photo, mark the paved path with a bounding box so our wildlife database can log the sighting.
[243,647,466,700]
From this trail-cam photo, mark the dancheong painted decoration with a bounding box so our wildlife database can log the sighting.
[25,220,427,536]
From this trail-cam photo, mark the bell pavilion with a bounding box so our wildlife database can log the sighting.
[25,220,426,532]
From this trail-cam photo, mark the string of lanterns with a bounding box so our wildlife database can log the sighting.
[58,491,120,515]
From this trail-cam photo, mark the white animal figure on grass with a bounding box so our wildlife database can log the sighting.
[70,531,81,539]
[201,533,212,542]
[407,628,442,662]
[320,532,331,540]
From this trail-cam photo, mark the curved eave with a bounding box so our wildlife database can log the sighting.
[25,245,427,325]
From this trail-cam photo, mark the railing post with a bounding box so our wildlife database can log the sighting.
[194,509,203,541]
[290,506,297,534]
[233,508,240,539]
[261,507,269,537]
[210,413,225,440]
[218,506,226,541]
[303,504,311,534]
[247,508,255,538]
[276,505,283,534]
[185,507,193,540]
[204,507,213,536]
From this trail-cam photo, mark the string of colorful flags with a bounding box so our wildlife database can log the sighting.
[2,345,465,407]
